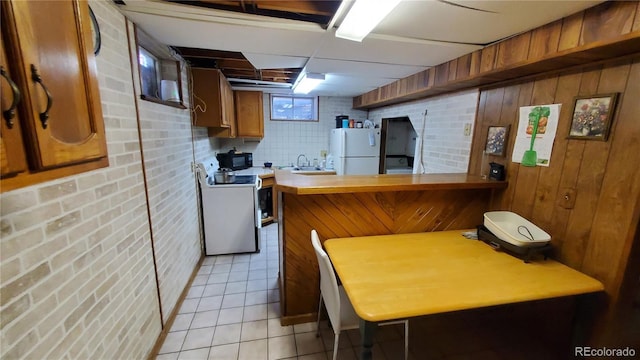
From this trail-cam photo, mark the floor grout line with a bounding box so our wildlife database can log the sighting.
[158,224,409,360]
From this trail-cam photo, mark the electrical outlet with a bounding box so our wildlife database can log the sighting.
[464,123,472,136]
[320,150,327,158]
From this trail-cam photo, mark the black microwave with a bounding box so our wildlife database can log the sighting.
[216,151,253,170]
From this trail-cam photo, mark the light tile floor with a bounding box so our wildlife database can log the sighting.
[154,224,565,360]
[155,223,409,360]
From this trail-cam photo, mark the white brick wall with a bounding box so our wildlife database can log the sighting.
[127,22,202,324]
[220,95,367,166]
[368,89,479,173]
[193,127,221,167]
[0,1,213,357]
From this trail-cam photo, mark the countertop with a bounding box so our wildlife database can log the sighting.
[235,167,275,178]
[275,171,507,195]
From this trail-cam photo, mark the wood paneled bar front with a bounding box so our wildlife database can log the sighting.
[274,170,507,324]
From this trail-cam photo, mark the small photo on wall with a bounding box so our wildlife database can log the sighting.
[485,125,509,156]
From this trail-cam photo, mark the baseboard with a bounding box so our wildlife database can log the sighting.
[280,313,316,326]
[147,254,205,360]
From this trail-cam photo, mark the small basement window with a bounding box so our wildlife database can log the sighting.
[270,95,318,121]
[134,26,186,108]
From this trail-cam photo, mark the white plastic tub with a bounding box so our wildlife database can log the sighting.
[483,211,551,247]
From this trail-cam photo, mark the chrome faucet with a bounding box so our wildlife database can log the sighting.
[296,154,308,167]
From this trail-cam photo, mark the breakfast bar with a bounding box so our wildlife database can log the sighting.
[274,170,508,324]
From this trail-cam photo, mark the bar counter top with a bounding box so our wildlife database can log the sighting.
[274,170,507,195]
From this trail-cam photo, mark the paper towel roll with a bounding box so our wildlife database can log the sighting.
[161,80,179,102]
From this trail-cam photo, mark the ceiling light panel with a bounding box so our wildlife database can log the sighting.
[335,0,402,42]
[293,72,325,94]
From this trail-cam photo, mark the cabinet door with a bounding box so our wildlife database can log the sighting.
[192,68,230,128]
[235,91,264,138]
[205,72,237,138]
[7,0,106,170]
[221,77,236,135]
[0,31,27,177]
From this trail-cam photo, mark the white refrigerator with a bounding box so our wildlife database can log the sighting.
[329,128,381,175]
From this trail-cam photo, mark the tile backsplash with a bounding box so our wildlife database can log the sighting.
[220,95,367,167]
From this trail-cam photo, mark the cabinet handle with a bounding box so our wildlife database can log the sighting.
[30,64,52,129]
[0,66,21,129]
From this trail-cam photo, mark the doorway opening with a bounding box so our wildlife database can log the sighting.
[380,116,418,174]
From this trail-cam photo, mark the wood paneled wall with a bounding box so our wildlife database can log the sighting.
[469,55,640,344]
[280,189,493,321]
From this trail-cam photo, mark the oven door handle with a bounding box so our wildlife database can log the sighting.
[255,178,263,229]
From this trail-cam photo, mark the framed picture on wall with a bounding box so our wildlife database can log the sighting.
[485,125,509,156]
[568,93,618,141]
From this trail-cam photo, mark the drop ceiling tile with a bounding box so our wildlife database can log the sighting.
[316,35,481,67]
[243,54,308,70]
[374,0,604,44]
[305,58,427,79]
[122,12,324,57]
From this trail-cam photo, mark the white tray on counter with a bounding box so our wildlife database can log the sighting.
[483,211,551,247]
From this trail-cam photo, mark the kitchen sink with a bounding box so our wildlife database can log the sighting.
[280,166,336,175]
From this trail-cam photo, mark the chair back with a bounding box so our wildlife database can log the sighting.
[311,230,342,330]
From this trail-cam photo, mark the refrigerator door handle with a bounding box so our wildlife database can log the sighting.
[341,131,347,175]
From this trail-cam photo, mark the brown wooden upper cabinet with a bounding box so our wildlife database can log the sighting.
[191,68,235,128]
[1,30,28,178]
[1,0,108,192]
[234,91,264,139]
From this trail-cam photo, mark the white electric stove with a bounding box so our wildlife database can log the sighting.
[196,163,262,255]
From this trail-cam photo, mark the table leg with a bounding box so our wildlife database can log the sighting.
[359,319,377,360]
[570,293,603,356]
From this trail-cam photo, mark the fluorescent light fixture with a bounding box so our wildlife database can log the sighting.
[335,0,401,42]
[292,72,325,94]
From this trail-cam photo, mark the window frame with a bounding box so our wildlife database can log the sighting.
[269,94,319,122]
[138,46,161,99]
[133,25,186,109]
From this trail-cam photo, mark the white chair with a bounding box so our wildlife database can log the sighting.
[311,230,409,360]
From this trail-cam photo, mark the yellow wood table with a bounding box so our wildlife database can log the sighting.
[324,230,604,360]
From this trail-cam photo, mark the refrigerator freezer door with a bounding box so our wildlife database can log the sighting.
[330,129,381,157]
[336,156,380,175]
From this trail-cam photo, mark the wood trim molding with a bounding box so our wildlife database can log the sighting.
[147,255,205,360]
[353,2,640,109]
[140,95,187,109]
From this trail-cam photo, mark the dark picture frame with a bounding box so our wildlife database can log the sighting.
[485,125,510,156]
[568,93,619,141]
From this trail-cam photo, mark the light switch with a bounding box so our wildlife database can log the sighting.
[464,123,472,136]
